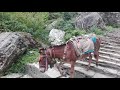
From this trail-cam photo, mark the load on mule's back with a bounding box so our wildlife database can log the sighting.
[38,33,101,78]
[70,33,99,57]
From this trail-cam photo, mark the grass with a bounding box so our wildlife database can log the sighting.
[5,48,39,75]
[105,26,115,32]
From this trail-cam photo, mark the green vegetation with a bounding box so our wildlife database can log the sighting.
[105,26,114,32]
[0,12,49,44]
[64,29,86,41]
[5,49,39,74]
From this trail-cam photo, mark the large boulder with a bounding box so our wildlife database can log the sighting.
[75,12,106,31]
[16,32,38,48]
[99,12,120,27]
[0,32,37,75]
[49,29,65,45]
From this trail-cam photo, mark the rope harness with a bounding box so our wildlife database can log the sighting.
[45,50,48,71]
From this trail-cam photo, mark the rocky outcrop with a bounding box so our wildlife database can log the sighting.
[0,32,37,74]
[25,63,51,78]
[75,12,106,31]
[17,32,38,48]
[99,12,120,27]
[49,29,65,45]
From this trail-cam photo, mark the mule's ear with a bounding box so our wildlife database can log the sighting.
[39,48,44,53]
[39,48,46,54]
[39,48,45,51]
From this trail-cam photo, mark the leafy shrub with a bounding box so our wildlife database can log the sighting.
[105,26,114,31]
[48,12,61,20]
[88,26,104,35]
[62,12,78,21]
[0,12,49,44]
[5,49,39,74]
[55,19,75,31]
[64,29,86,41]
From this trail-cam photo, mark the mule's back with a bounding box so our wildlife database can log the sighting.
[68,33,97,57]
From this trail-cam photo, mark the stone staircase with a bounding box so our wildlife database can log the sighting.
[71,34,120,78]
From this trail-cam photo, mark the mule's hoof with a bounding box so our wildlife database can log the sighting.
[66,72,70,75]
[96,63,98,67]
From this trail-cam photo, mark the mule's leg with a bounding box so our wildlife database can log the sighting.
[70,61,75,78]
[94,52,99,66]
[87,53,92,71]
[77,54,87,61]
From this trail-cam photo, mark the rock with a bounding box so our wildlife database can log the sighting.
[1,73,24,78]
[0,73,33,78]
[25,62,69,78]
[0,32,37,74]
[49,29,65,45]
[77,12,92,18]
[100,12,120,27]
[20,74,33,78]
[25,63,51,78]
[17,32,38,48]
[75,12,106,31]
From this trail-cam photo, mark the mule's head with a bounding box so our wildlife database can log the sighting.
[38,48,48,72]
[39,48,46,54]
[38,48,56,72]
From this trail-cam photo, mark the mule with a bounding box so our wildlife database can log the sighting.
[38,35,101,78]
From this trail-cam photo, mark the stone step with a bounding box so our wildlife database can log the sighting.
[106,38,120,41]
[104,36,120,42]
[99,51,120,58]
[99,53,119,60]
[63,63,114,78]
[101,42,120,48]
[99,55,120,63]
[81,54,119,66]
[100,44,120,50]
[100,47,120,55]
[102,38,120,44]
[63,58,120,78]
[103,40,120,45]
[85,57,120,70]
[75,61,118,78]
